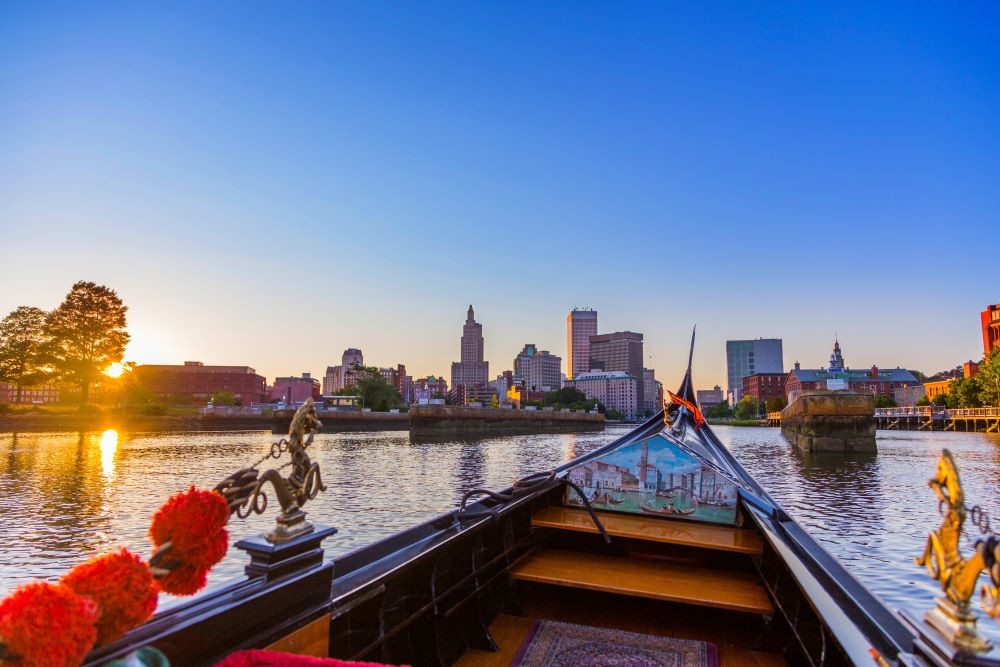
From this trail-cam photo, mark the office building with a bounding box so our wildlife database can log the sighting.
[271,373,321,404]
[378,364,411,404]
[513,344,562,392]
[697,386,725,410]
[323,348,365,394]
[741,373,787,403]
[450,305,489,390]
[589,331,645,409]
[412,376,448,403]
[565,370,638,420]
[726,339,783,403]
[566,309,598,380]
[641,368,662,416]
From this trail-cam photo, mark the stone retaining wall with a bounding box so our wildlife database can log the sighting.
[780,390,876,453]
[409,405,604,437]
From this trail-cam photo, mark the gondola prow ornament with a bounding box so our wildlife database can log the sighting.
[915,448,1000,654]
[214,398,327,543]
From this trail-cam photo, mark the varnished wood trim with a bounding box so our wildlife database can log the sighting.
[533,507,764,555]
[266,613,330,658]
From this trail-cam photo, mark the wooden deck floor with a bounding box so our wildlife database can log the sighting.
[511,548,772,614]
[455,584,784,666]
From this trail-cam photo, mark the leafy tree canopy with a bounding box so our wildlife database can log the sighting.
[540,386,601,412]
[209,391,237,406]
[874,395,897,408]
[764,396,787,413]
[0,306,49,403]
[734,395,762,420]
[341,365,401,412]
[44,282,129,404]
[704,401,732,419]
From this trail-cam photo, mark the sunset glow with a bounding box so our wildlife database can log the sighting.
[104,362,125,378]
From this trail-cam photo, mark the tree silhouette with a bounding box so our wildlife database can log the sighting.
[44,282,129,405]
[0,306,50,404]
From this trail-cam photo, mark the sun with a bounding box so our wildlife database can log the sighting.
[104,362,125,378]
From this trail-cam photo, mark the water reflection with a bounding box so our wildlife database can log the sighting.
[100,429,118,481]
[0,425,997,647]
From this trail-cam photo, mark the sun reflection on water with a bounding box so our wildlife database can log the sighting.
[99,429,118,480]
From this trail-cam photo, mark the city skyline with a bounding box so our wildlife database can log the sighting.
[1,4,996,388]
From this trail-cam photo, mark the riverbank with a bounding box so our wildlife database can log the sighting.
[410,405,604,437]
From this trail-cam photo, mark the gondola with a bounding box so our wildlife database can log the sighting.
[639,500,696,516]
[43,333,998,666]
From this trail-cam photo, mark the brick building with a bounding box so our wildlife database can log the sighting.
[135,361,267,405]
[741,373,787,403]
[412,376,448,403]
[271,373,321,404]
[982,303,1000,358]
[0,383,60,404]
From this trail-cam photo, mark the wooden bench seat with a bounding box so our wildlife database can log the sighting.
[532,506,764,555]
[511,548,773,615]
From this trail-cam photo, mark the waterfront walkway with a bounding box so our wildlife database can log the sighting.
[767,407,1000,432]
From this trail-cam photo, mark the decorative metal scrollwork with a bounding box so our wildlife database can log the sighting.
[915,448,1000,654]
[214,398,327,543]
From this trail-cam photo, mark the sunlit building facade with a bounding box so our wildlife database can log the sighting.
[566,308,598,380]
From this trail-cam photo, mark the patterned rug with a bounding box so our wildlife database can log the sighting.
[510,620,718,667]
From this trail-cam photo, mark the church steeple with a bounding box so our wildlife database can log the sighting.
[829,338,845,372]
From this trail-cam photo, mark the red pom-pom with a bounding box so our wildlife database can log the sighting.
[150,487,230,595]
[62,548,158,644]
[0,581,98,667]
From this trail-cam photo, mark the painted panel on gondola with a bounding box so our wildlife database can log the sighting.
[563,433,739,525]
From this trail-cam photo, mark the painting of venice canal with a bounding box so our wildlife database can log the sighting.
[564,433,740,525]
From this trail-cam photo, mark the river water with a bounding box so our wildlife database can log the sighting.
[1,426,998,644]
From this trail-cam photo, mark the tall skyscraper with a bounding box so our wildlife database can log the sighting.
[451,305,489,388]
[726,338,783,403]
[566,308,598,380]
[589,331,645,409]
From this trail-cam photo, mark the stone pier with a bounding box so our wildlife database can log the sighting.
[780,390,876,453]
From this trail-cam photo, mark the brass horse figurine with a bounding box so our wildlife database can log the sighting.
[915,448,1000,653]
[214,398,327,543]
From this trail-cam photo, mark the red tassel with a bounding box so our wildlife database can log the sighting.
[62,548,158,644]
[0,581,98,667]
[150,487,231,595]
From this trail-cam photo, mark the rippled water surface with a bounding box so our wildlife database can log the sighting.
[1,426,998,642]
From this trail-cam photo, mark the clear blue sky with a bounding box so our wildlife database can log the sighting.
[1,2,997,389]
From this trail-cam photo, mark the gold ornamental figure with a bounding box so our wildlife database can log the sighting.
[915,449,1000,654]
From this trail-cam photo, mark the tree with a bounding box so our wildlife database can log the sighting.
[931,393,949,407]
[735,395,760,420]
[606,408,624,420]
[540,386,601,412]
[976,349,1000,407]
[0,307,50,404]
[764,396,786,413]
[949,377,982,408]
[344,365,401,412]
[43,282,129,405]
[209,391,237,406]
[704,401,732,419]
[915,395,931,406]
[874,395,897,408]
[490,394,499,408]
